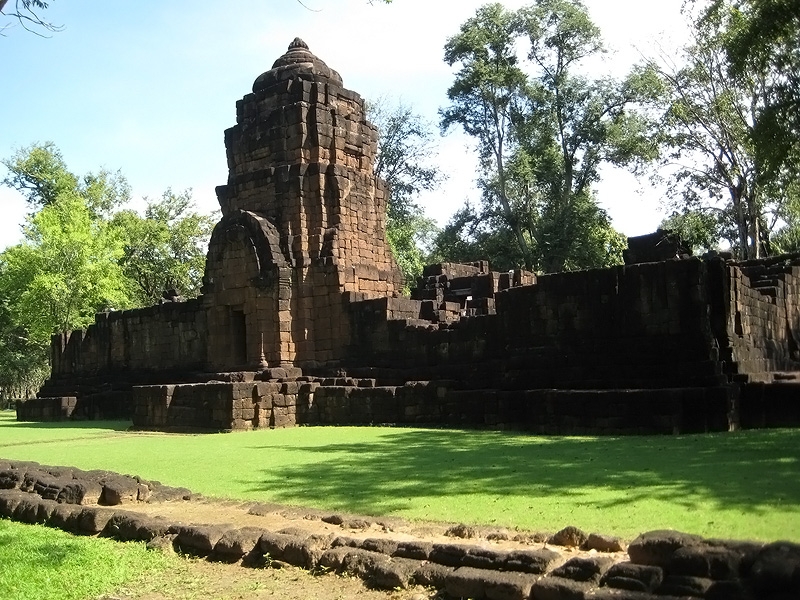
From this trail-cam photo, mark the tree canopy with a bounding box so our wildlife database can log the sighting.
[437,0,653,273]
[112,189,214,305]
[648,0,800,258]
[707,0,800,182]
[0,143,215,397]
[369,98,441,290]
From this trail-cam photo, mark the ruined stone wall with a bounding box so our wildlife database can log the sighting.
[718,260,800,378]
[131,377,732,435]
[348,259,724,391]
[48,300,206,380]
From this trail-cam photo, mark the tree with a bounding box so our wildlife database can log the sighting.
[112,189,215,305]
[769,180,800,254]
[439,0,650,273]
[660,209,726,254]
[3,143,214,304]
[707,0,800,183]
[431,203,525,270]
[368,99,441,289]
[440,3,532,269]
[0,291,49,399]
[0,194,131,343]
[0,143,216,392]
[650,2,798,259]
[3,142,130,217]
[0,0,61,36]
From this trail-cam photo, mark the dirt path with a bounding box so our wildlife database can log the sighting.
[104,557,437,600]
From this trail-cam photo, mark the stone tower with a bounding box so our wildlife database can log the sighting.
[202,38,403,370]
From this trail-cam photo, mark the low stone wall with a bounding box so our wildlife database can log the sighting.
[16,397,78,421]
[0,459,798,599]
[131,379,737,434]
[47,299,207,381]
[740,380,800,428]
[17,391,134,422]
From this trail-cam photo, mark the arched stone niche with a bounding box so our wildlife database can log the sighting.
[202,210,291,370]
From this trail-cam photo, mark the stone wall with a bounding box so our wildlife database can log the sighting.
[43,299,206,386]
[719,258,800,379]
[131,378,731,436]
[349,259,723,384]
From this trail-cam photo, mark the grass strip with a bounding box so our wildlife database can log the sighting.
[2,411,798,541]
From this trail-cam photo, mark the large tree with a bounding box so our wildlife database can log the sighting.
[0,289,49,399]
[650,1,799,258]
[439,0,652,273]
[0,194,131,343]
[707,0,800,182]
[111,189,215,305]
[2,142,130,217]
[439,3,532,268]
[0,143,216,392]
[368,99,440,289]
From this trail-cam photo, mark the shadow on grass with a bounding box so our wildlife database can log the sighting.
[243,427,800,517]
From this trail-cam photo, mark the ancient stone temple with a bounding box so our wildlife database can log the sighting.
[20,40,800,434]
[206,38,403,370]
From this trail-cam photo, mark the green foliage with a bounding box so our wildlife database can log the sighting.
[368,99,442,289]
[660,209,725,254]
[112,189,215,304]
[369,99,441,223]
[431,203,525,270]
[770,181,800,254]
[0,143,214,393]
[650,1,800,259]
[386,214,437,293]
[0,194,132,344]
[707,0,800,182]
[439,0,646,273]
[1,142,76,208]
[2,412,799,541]
[2,142,130,216]
[0,295,49,399]
[0,520,171,600]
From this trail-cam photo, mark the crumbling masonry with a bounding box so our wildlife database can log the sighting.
[20,40,800,433]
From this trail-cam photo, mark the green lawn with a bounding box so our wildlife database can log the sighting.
[1,411,799,541]
[0,519,171,600]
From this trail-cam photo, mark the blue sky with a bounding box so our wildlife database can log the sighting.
[1,0,688,251]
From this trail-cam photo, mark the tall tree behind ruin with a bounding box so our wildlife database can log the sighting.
[368,99,441,290]
[710,0,800,186]
[111,189,215,305]
[438,0,654,273]
[0,143,215,395]
[649,1,800,258]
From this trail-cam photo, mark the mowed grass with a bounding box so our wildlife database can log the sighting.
[0,519,171,600]
[1,411,799,541]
